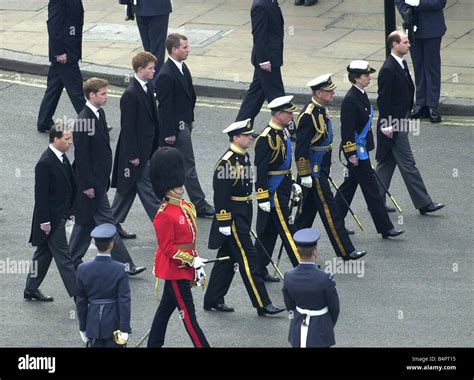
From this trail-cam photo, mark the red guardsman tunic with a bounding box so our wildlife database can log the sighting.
[153,197,198,281]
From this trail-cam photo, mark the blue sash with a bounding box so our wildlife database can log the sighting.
[354,106,373,161]
[310,119,333,178]
[268,136,292,208]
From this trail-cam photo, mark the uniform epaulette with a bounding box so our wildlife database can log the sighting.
[260,126,271,137]
[157,203,167,213]
[222,150,233,161]
[304,103,315,115]
[214,150,234,171]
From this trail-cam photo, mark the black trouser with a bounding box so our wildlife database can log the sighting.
[148,279,209,348]
[411,37,442,109]
[37,62,85,130]
[204,214,272,309]
[256,180,301,276]
[135,14,170,86]
[335,159,394,234]
[25,219,76,297]
[295,171,356,260]
[236,65,285,122]
[69,193,136,269]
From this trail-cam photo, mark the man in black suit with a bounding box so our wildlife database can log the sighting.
[37,0,85,133]
[132,0,172,84]
[155,33,214,218]
[76,224,131,348]
[69,78,146,275]
[111,52,161,239]
[235,0,286,123]
[282,228,339,348]
[375,31,444,215]
[396,0,446,122]
[25,126,77,302]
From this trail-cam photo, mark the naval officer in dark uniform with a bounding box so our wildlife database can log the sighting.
[204,119,285,316]
[76,224,131,348]
[282,228,340,348]
[335,60,404,239]
[294,74,366,261]
[254,96,302,282]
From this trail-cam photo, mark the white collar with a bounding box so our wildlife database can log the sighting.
[353,84,365,94]
[391,52,405,68]
[299,261,316,265]
[134,74,148,89]
[169,57,183,73]
[49,144,64,163]
[86,100,100,117]
[97,253,112,257]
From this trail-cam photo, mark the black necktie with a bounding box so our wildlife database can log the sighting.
[402,60,410,77]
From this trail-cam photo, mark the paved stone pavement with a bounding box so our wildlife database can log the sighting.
[0,0,473,107]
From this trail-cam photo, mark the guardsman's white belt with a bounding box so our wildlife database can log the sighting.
[296,306,328,348]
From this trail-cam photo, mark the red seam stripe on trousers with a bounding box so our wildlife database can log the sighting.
[171,280,203,348]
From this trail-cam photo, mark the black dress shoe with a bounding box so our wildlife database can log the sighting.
[197,204,215,219]
[419,202,445,215]
[263,273,281,283]
[203,303,235,312]
[128,266,147,276]
[381,228,404,239]
[37,127,53,134]
[257,304,285,316]
[117,224,136,239]
[385,205,396,213]
[429,108,442,123]
[410,105,429,119]
[24,289,54,302]
[345,228,355,235]
[294,0,304,5]
[304,0,317,5]
[345,250,367,261]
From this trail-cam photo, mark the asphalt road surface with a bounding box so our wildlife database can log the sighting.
[0,70,472,348]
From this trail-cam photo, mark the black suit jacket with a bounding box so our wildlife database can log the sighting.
[376,55,415,162]
[155,59,196,143]
[72,106,113,225]
[250,0,284,68]
[30,148,76,246]
[282,264,340,347]
[47,0,84,63]
[111,79,160,194]
[340,85,375,160]
[76,255,131,339]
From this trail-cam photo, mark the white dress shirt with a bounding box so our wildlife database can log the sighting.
[169,56,184,75]
[49,144,64,163]
[391,52,406,70]
[86,100,100,119]
[134,74,148,93]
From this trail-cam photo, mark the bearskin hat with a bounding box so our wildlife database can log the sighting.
[150,147,185,199]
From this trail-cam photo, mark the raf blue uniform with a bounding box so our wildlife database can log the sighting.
[282,229,340,347]
[76,224,131,348]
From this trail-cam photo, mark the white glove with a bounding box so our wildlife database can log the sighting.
[195,266,207,286]
[219,226,231,236]
[192,256,206,268]
[405,0,419,6]
[291,183,302,197]
[118,332,129,342]
[79,331,88,343]
[258,201,271,212]
[300,176,313,188]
